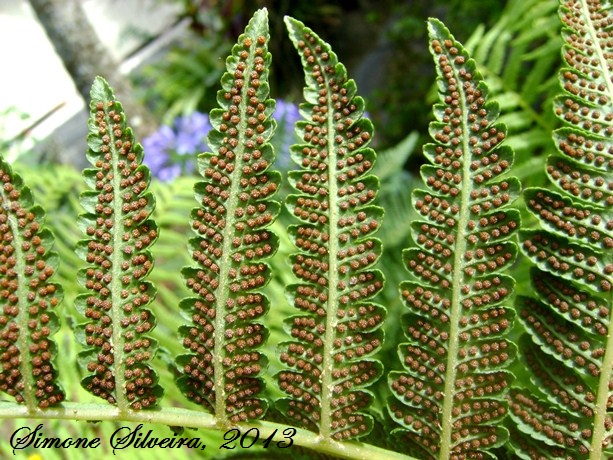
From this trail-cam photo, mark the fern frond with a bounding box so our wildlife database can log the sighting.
[276,16,385,441]
[175,8,279,424]
[0,157,64,409]
[509,1,612,458]
[76,76,162,410]
[388,18,519,460]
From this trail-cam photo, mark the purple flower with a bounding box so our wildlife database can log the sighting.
[142,100,302,181]
[174,112,212,155]
[143,112,212,181]
[273,99,300,128]
[272,99,300,168]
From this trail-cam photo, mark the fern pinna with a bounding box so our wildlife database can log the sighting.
[0,157,64,410]
[76,76,162,410]
[508,1,612,459]
[175,8,280,425]
[276,16,385,441]
[388,18,519,460]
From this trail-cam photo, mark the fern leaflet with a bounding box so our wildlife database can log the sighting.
[175,8,280,424]
[276,16,385,441]
[388,18,519,460]
[0,157,64,410]
[76,76,162,410]
[508,0,612,458]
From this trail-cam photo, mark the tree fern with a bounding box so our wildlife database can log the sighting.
[388,18,520,460]
[276,16,385,442]
[75,76,162,410]
[0,156,64,410]
[508,0,612,458]
[175,8,280,425]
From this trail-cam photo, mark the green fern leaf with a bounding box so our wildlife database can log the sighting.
[388,18,519,460]
[276,16,385,441]
[509,0,612,458]
[0,157,65,409]
[175,8,279,424]
[75,76,162,409]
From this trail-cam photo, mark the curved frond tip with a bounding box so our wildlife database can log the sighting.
[175,8,279,424]
[76,76,162,410]
[275,15,385,441]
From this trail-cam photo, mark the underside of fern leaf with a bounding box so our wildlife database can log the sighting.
[0,157,64,409]
[276,16,385,441]
[388,18,519,460]
[175,8,279,424]
[508,1,612,458]
[76,76,161,410]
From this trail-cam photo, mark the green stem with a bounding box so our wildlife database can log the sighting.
[573,3,612,457]
[109,107,128,412]
[438,52,471,460]
[590,290,613,460]
[319,51,340,442]
[0,402,415,460]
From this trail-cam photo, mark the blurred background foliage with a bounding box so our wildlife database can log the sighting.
[137,0,510,137]
[136,0,560,154]
[1,0,562,458]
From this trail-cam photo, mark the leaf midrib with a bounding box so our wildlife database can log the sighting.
[438,48,471,460]
[566,3,612,458]
[212,30,263,425]
[108,105,128,412]
[319,56,340,441]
